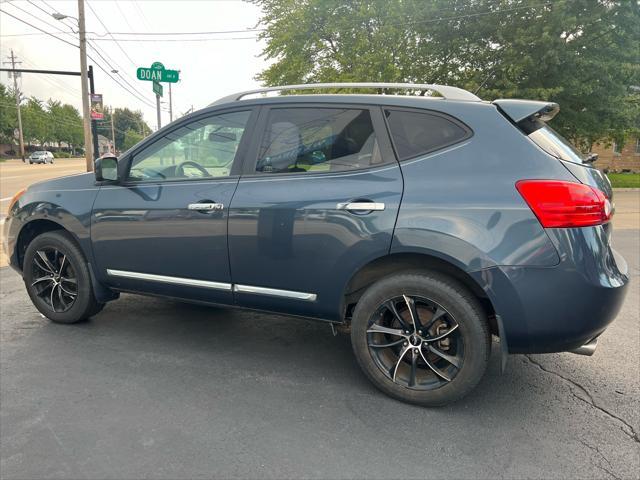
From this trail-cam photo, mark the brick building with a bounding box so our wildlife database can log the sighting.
[591,136,640,173]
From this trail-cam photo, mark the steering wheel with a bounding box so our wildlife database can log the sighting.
[175,161,210,178]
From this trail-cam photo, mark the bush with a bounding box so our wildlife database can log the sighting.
[53,151,71,158]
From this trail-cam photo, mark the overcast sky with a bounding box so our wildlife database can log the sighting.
[0,0,269,129]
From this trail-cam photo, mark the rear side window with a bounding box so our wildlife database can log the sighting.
[384,109,471,161]
[255,108,384,174]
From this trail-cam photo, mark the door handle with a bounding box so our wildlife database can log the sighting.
[336,202,385,211]
[188,203,224,211]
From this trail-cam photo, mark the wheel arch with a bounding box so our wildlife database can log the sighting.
[342,252,498,335]
[16,218,71,270]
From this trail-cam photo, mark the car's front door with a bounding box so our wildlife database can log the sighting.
[228,104,403,320]
[91,108,256,304]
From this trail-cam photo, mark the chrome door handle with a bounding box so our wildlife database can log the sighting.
[188,203,224,211]
[336,202,385,211]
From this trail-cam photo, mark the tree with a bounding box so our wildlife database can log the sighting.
[253,0,640,149]
[111,107,151,151]
[0,83,18,144]
[122,128,143,151]
[21,97,49,147]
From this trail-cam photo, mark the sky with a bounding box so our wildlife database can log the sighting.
[0,0,269,130]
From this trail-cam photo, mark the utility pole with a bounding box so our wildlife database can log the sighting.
[168,83,173,122]
[77,0,93,171]
[156,93,162,131]
[4,50,25,162]
[110,110,116,154]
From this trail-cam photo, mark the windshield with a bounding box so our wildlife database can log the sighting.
[528,125,585,164]
[33,151,46,155]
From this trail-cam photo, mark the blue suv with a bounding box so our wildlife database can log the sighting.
[3,83,628,406]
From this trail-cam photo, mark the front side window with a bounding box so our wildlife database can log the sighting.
[255,108,383,174]
[129,110,251,182]
[385,109,471,161]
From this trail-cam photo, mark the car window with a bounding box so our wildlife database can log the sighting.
[255,108,383,174]
[129,110,251,182]
[384,109,470,161]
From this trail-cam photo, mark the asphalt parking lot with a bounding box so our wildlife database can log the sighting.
[1,226,638,479]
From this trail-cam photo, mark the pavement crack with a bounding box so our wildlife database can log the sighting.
[578,439,621,480]
[524,355,640,445]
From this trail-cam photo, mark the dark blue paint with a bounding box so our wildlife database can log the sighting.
[2,94,629,355]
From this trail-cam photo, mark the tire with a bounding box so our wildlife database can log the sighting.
[350,272,490,406]
[23,230,104,324]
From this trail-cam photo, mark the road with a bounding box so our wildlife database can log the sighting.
[1,235,639,477]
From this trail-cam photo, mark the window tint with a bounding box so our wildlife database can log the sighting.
[385,109,470,161]
[129,110,250,182]
[528,124,585,164]
[255,108,383,174]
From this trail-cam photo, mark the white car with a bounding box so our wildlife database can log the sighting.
[29,151,54,164]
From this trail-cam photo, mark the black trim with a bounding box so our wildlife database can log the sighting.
[241,103,399,178]
[381,106,473,162]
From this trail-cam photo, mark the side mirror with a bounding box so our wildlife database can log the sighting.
[95,155,118,182]
[584,152,598,164]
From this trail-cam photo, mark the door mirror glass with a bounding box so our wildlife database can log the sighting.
[95,155,118,182]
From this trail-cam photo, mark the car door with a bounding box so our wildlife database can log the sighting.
[91,108,257,304]
[228,103,403,320]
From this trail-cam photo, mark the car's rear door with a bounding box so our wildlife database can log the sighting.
[91,108,257,304]
[227,103,403,320]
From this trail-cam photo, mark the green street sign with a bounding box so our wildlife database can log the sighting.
[136,61,180,83]
[153,81,163,97]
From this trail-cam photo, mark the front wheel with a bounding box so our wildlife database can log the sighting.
[350,272,490,406]
[23,231,104,323]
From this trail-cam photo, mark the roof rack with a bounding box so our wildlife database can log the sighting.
[210,82,481,106]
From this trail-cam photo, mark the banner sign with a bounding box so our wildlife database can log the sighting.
[90,93,104,120]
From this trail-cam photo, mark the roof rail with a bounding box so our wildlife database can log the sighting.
[210,82,481,106]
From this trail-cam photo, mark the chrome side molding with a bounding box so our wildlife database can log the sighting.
[188,203,224,211]
[106,269,317,301]
[234,284,317,301]
[106,269,232,291]
[336,202,385,211]
[568,337,598,356]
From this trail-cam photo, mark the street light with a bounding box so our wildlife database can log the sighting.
[52,3,93,172]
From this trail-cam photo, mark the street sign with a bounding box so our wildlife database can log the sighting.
[136,61,179,83]
[153,81,163,97]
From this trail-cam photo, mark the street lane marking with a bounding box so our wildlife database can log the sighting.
[0,197,12,202]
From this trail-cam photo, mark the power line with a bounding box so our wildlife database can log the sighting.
[87,36,258,42]
[18,0,155,108]
[0,7,157,111]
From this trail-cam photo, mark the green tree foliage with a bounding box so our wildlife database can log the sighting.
[0,83,150,153]
[253,0,639,149]
[122,128,144,151]
[0,84,18,143]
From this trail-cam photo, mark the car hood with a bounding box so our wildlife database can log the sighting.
[28,172,97,193]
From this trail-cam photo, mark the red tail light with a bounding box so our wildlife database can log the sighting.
[516,180,612,228]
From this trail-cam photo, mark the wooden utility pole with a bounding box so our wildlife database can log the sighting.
[4,50,25,162]
[78,0,93,171]
[110,110,116,154]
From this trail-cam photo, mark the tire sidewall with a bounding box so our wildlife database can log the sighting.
[23,231,94,323]
[351,273,490,406]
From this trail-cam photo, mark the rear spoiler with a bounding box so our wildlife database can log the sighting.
[492,99,559,124]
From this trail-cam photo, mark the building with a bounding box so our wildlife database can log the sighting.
[591,135,640,173]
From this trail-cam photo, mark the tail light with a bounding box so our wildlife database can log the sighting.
[516,180,612,228]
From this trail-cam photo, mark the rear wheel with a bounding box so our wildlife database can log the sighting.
[350,272,490,406]
[23,231,104,323]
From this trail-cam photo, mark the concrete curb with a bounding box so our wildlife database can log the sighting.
[613,188,640,191]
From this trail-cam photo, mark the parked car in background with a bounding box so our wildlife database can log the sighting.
[2,83,628,406]
[28,151,54,164]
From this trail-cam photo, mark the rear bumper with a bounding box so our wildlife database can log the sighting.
[471,225,628,354]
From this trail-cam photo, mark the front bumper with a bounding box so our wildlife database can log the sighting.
[472,225,629,354]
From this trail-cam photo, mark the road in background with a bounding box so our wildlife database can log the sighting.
[0,229,638,479]
[0,158,86,208]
